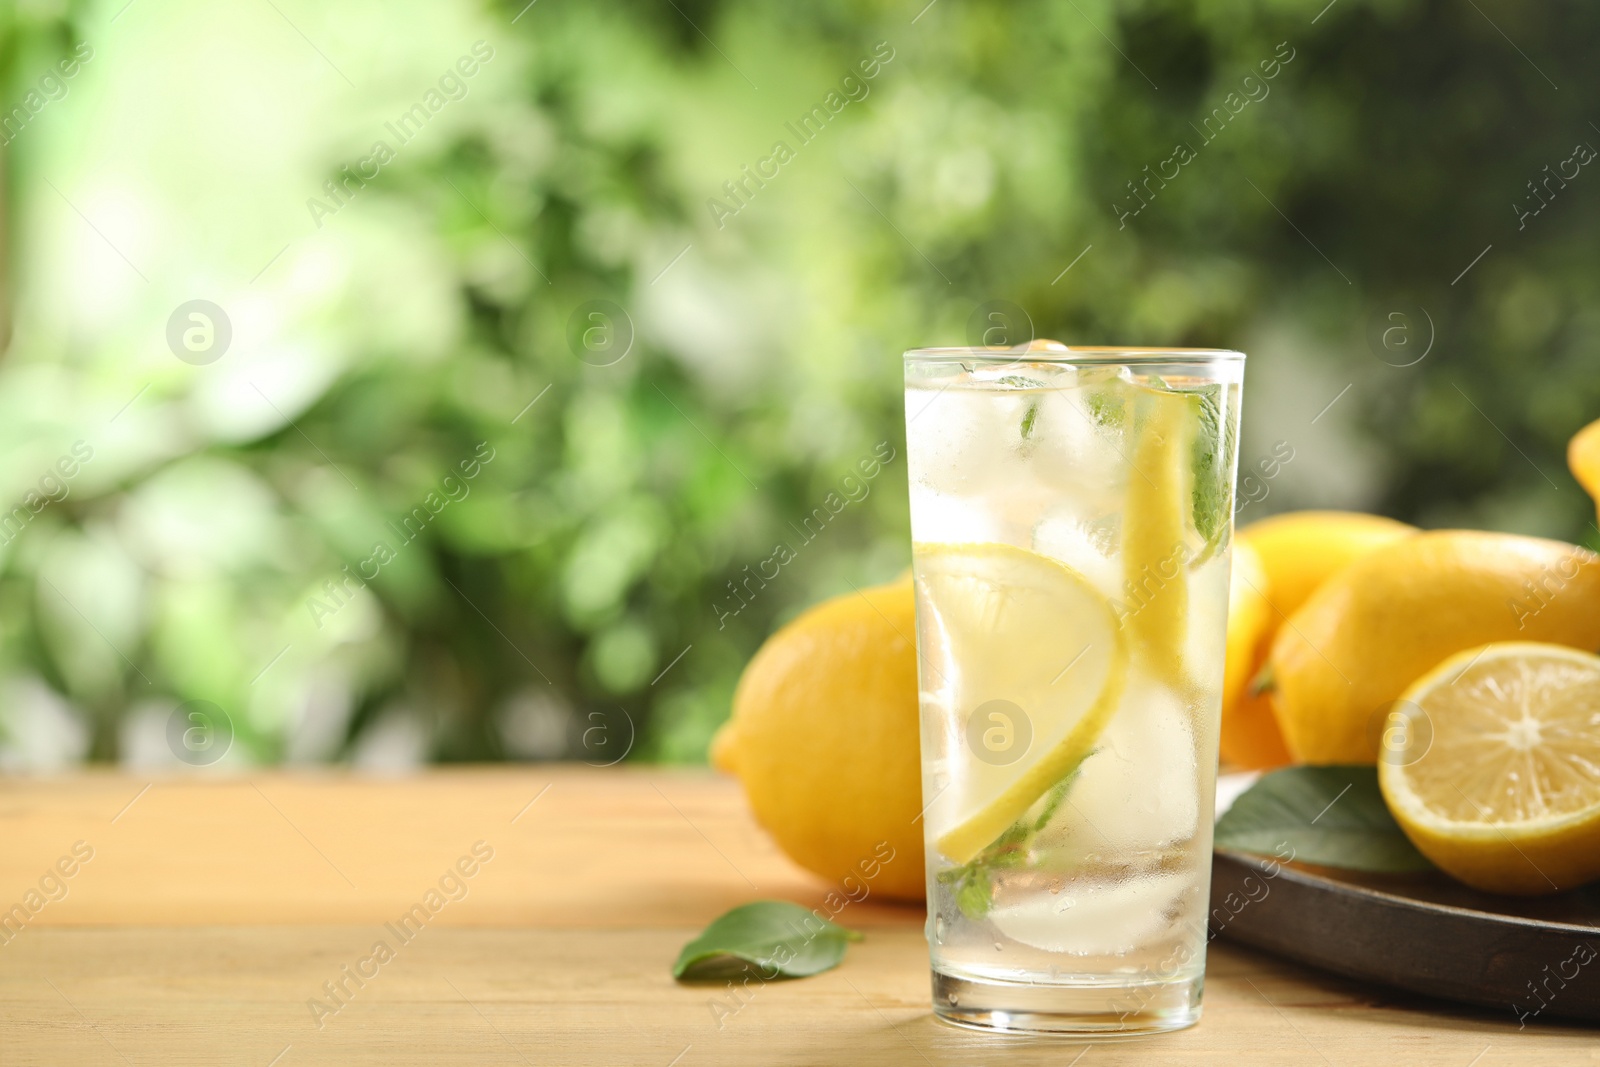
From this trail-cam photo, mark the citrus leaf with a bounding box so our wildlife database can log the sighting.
[1214,765,1434,873]
[672,901,862,981]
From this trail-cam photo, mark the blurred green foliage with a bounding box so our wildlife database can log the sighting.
[0,0,1595,767]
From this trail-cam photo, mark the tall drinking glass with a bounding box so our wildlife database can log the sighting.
[904,344,1244,1035]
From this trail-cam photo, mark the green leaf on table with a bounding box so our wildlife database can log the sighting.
[672,901,862,981]
[1215,765,1435,873]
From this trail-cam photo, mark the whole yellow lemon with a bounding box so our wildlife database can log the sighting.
[1220,511,1415,769]
[1569,415,1600,527]
[711,577,924,901]
[1269,530,1600,764]
[1220,541,1280,768]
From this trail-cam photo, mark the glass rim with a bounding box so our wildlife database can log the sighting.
[903,345,1245,366]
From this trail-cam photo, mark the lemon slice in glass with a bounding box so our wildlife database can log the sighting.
[1378,641,1600,895]
[1121,385,1195,690]
[915,542,1128,864]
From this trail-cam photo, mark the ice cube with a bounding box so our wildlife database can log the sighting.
[988,868,1201,955]
[1039,676,1200,855]
[1182,552,1230,698]
[1032,511,1122,602]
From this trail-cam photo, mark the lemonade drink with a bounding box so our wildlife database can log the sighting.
[904,345,1244,1034]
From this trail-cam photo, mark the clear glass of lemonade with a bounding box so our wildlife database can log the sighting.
[904,343,1244,1035]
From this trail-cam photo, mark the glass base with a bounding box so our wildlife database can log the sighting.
[931,967,1202,1036]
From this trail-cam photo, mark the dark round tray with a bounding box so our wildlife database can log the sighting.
[1209,848,1600,1025]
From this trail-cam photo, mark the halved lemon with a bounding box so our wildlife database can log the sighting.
[914,543,1128,864]
[1378,642,1600,895]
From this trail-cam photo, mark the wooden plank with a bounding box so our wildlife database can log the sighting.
[0,768,1593,1063]
[2,927,1592,1065]
[0,768,910,928]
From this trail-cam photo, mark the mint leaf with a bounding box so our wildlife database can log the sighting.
[955,875,992,919]
[672,901,862,981]
[937,749,1098,919]
[1083,386,1127,428]
[1020,401,1039,440]
[1186,387,1233,557]
[1031,769,1080,832]
[997,375,1046,443]
[1214,765,1434,873]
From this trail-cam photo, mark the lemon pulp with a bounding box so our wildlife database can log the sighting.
[1379,641,1600,894]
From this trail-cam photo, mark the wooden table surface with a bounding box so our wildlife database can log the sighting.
[0,766,1593,1065]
